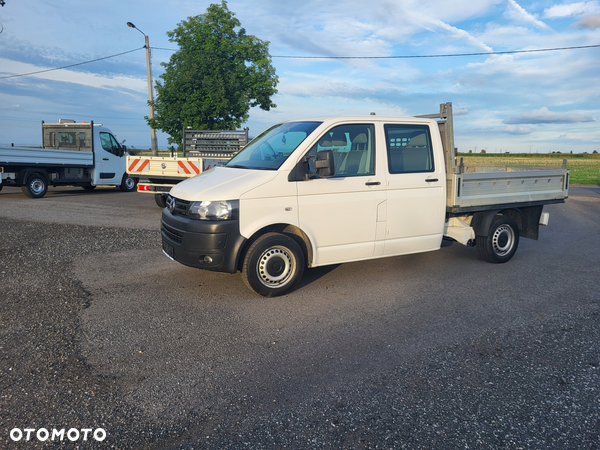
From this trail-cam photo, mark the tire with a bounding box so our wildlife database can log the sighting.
[154,194,167,208]
[242,232,305,297]
[476,215,520,263]
[82,184,96,191]
[119,174,137,192]
[21,172,48,198]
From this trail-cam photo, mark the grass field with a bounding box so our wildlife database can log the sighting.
[457,153,600,186]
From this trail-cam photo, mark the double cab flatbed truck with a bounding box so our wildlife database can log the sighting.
[160,103,569,297]
[127,128,248,207]
[0,120,136,198]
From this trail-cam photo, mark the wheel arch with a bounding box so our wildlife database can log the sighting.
[17,168,49,187]
[471,206,542,240]
[237,223,313,272]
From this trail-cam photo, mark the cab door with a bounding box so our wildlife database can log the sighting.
[296,123,386,266]
[97,132,123,185]
[383,123,446,256]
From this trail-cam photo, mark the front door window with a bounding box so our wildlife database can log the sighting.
[304,124,375,177]
[100,132,121,156]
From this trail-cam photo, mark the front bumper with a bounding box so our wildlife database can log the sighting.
[161,209,246,273]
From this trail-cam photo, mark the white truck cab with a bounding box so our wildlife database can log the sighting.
[161,104,569,296]
[95,126,132,188]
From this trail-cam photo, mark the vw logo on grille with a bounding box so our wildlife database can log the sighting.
[166,195,175,213]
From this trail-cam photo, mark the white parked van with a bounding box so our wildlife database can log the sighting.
[161,103,569,296]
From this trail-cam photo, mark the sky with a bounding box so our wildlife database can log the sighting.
[0,0,599,153]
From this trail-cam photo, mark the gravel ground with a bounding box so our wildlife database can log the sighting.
[1,212,599,449]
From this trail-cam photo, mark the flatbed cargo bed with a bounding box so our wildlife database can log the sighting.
[446,162,569,213]
[0,146,94,168]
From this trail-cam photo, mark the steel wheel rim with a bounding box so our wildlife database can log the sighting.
[125,177,135,190]
[257,245,295,288]
[492,225,514,256]
[30,179,44,195]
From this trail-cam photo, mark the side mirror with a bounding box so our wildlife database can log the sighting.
[288,149,336,182]
[119,145,127,157]
[314,150,335,178]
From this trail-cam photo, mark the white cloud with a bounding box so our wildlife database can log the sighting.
[505,124,533,134]
[505,0,554,31]
[0,58,146,93]
[559,132,600,141]
[570,14,600,28]
[504,107,595,124]
[427,19,493,52]
[544,1,600,18]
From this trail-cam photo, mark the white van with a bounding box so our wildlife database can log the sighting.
[161,103,569,296]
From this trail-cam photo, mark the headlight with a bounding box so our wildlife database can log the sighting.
[188,200,239,221]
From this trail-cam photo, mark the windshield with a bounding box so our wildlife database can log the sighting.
[226,121,322,170]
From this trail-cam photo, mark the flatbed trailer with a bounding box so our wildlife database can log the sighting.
[127,128,248,207]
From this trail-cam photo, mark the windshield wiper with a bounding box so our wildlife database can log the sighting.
[227,164,250,169]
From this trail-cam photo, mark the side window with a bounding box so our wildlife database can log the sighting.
[384,125,434,174]
[78,132,87,147]
[58,132,76,146]
[305,124,375,177]
[100,132,120,156]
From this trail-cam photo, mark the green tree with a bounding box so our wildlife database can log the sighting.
[147,1,278,145]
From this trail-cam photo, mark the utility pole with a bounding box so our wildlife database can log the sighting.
[127,22,159,155]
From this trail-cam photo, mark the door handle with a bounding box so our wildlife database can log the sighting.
[425,178,438,183]
[365,181,381,186]
[103,158,109,161]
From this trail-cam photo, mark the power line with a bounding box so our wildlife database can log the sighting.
[1,43,598,81]
[153,43,600,58]
[271,44,600,59]
[0,47,145,79]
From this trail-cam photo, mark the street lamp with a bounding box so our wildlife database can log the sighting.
[127,21,158,155]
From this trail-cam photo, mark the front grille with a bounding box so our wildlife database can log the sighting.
[167,196,191,217]
[162,222,183,243]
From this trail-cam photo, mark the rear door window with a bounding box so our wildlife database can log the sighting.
[384,125,434,174]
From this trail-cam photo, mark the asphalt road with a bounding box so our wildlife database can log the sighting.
[0,185,598,449]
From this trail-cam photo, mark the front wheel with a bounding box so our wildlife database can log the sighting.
[21,172,48,198]
[242,232,305,297]
[119,174,137,192]
[476,215,520,263]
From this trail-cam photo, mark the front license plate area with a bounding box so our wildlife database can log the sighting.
[162,240,174,260]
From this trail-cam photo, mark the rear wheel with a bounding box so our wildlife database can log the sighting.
[476,215,519,263]
[242,232,305,297]
[21,172,48,198]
